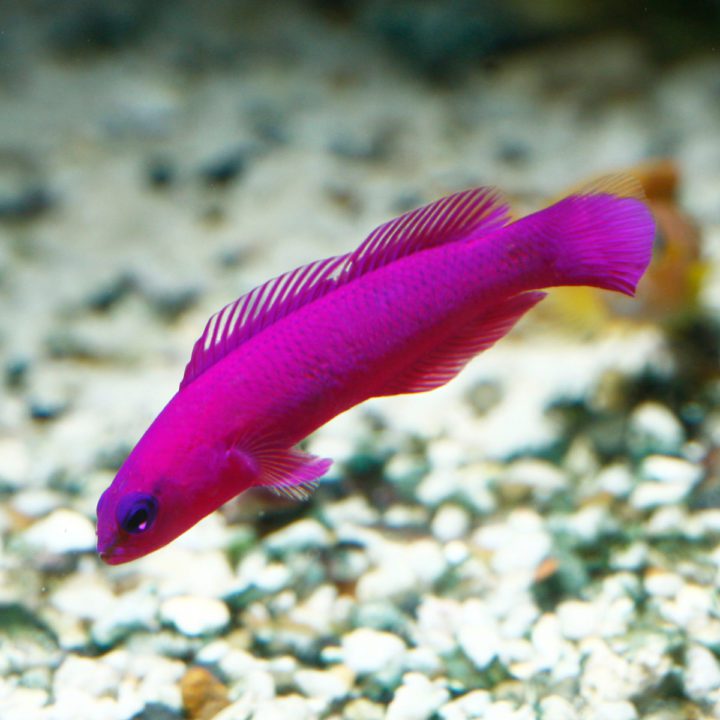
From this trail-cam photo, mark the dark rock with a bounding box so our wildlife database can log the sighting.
[29,399,67,422]
[146,159,176,190]
[0,150,54,223]
[130,703,184,720]
[245,102,288,146]
[200,148,249,188]
[146,286,200,323]
[47,1,150,56]
[497,140,531,165]
[328,127,395,161]
[5,357,30,390]
[0,186,54,222]
[350,601,410,635]
[95,443,132,472]
[359,0,529,81]
[86,273,137,313]
[45,331,102,361]
[392,191,424,214]
[0,602,58,651]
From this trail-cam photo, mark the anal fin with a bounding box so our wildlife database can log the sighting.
[376,291,546,396]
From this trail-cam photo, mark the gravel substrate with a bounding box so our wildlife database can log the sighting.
[2,3,720,720]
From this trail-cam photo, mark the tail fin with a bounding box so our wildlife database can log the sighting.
[513,175,656,296]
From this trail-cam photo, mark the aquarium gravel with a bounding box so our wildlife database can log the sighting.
[2,3,720,720]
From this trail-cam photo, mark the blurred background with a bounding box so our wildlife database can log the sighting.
[1,2,720,720]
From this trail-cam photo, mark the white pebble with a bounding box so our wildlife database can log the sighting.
[630,402,684,452]
[53,655,119,699]
[404,647,442,674]
[428,438,465,470]
[611,542,648,570]
[646,505,687,535]
[531,614,564,671]
[213,697,254,720]
[255,562,292,593]
[0,438,30,488]
[684,645,720,700]
[341,628,406,674]
[589,700,638,720]
[295,667,352,701]
[644,570,683,598]
[630,481,692,509]
[22,509,96,554]
[557,505,612,544]
[501,459,566,497]
[580,640,639,702]
[0,686,48,720]
[432,504,471,542]
[265,518,331,553]
[538,695,577,720]
[458,600,500,669]
[473,510,550,573]
[658,583,713,628]
[322,496,379,527]
[11,489,63,518]
[51,573,115,622]
[595,463,634,497]
[416,463,496,512]
[142,547,236,598]
[415,596,461,655]
[160,595,229,636]
[643,455,703,485]
[444,540,469,565]
[631,455,703,510]
[341,697,385,720]
[557,600,598,641]
[91,587,158,646]
[483,700,535,720]
[38,691,121,720]
[439,690,491,720]
[253,695,313,720]
[217,649,264,682]
[387,672,449,720]
[357,538,446,601]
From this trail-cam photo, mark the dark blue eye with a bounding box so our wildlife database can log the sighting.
[116,493,159,534]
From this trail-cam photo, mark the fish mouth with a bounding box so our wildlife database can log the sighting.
[97,535,124,565]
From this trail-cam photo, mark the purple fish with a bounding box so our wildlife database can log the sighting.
[97,177,654,563]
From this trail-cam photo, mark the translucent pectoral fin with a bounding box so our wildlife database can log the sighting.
[240,441,332,500]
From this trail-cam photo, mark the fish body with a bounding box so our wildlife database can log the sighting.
[97,180,654,564]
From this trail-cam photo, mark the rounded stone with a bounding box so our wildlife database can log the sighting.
[387,672,449,720]
[21,509,96,554]
[341,628,406,675]
[160,596,230,637]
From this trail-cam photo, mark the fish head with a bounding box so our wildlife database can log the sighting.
[96,435,249,565]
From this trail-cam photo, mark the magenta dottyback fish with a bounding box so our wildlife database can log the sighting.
[96,176,654,564]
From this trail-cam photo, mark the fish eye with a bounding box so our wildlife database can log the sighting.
[116,492,159,535]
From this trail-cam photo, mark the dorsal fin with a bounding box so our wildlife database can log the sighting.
[180,187,511,388]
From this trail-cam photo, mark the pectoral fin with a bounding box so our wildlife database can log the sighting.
[231,440,332,500]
